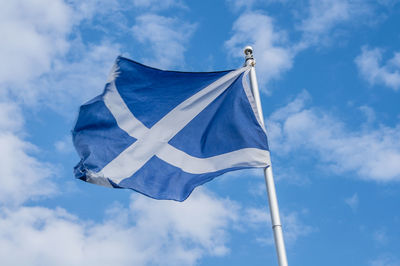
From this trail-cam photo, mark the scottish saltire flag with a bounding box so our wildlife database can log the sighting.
[73,56,270,201]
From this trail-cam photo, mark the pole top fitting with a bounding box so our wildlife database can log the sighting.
[244,46,253,55]
[243,46,255,67]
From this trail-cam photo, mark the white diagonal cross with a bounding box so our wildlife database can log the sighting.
[93,67,270,185]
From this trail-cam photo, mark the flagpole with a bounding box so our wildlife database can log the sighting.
[244,46,288,266]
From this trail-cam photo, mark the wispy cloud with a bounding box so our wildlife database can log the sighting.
[226,0,289,12]
[299,0,361,46]
[345,193,359,210]
[132,0,186,10]
[55,135,74,154]
[355,46,400,91]
[268,91,400,181]
[32,42,120,113]
[373,228,389,245]
[369,254,400,266]
[225,0,259,11]
[132,14,196,69]
[295,0,387,49]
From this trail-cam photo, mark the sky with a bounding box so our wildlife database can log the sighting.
[0,0,400,265]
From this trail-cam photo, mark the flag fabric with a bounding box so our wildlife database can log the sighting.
[72,56,270,201]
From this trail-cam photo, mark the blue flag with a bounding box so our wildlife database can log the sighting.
[73,56,270,201]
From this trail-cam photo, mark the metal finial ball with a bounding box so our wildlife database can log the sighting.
[244,46,253,55]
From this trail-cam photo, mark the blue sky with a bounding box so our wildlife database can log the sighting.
[1,0,400,265]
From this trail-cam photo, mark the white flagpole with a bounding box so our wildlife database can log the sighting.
[244,46,288,266]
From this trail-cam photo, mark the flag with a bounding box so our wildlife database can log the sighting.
[72,56,270,201]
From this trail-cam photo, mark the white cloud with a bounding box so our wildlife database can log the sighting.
[0,0,74,86]
[345,193,359,210]
[355,46,400,91]
[132,14,196,69]
[268,91,400,181]
[225,0,378,60]
[225,12,293,89]
[0,1,121,203]
[0,101,56,206]
[0,1,122,113]
[0,189,239,266]
[0,0,125,207]
[127,190,238,257]
[223,1,391,91]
